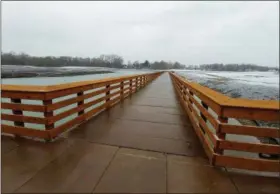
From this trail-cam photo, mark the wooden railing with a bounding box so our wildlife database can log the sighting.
[1,72,162,141]
[170,72,280,172]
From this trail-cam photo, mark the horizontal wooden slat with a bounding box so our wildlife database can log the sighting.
[49,95,122,138]
[49,114,85,138]
[219,140,280,154]
[47,87,109,111]
[1,114,47,124]
[225,98,280,110]
[186,98,218,146]
[186,90,219,130]
[48,96,106,124]
[1,124,49,139]
[1,102,46,112]
[222,106,280,121]
[220,124,280,138]
[174,84,214,160]
[214,154,280,172]
[1,91,45,100]
[48,90,121,124]
[174,82,218,146]
[171,74,223,115]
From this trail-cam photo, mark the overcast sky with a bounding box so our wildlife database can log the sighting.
[2,1,279,67]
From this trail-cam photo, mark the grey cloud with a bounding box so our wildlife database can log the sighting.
[2,1,279,67]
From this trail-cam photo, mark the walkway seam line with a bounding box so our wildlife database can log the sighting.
[91,147,120,193]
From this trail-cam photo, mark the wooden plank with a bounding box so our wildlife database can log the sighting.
[1,91,45,100]
[1,103,46,112]
[1,84,48,92]
[170,73,223,115]
[214,154,280,172]
[186,97,217,146]
[49,96,122,138]
[44,80,122,100]
[1,114,47,124]
[225,98,279,110]
[220,124,280,138]
[49,114,85,138]
[174,83,213,161]
[1,124,49,139]
[222,106,280,121]
[48,90,121,124]
[219,140,280,154]
[1,72,160,94]
[45,84,102,100]
[187,91,219,130]
[47,87,108,111]
[47,95,107,124]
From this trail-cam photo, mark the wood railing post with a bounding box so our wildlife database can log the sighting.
[188,91,194,112]
[182,86,187,101]
[214,116,228,155]
[136,77,139,90]
[106,84,110,103]
[200,101,208,122]
[77,91,84,115]
[130,79,133,95]
[11,98,24,138]
[198,100,207,134]
[11,98,24,128]
[43,99,54,142]
[120,81,124,100]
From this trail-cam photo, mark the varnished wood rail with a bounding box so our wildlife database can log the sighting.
[1,72,162,141]
[170,72,280,173]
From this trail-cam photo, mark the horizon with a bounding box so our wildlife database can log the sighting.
[2,1,279,67]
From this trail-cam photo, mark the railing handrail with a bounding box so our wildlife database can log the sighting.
[1,72,159,92]
[1,72,163,141]
[171,72,280,110]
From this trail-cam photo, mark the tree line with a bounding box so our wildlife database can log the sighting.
[1,52,185,70]
[198,63,278,72]
[2,52,277,71]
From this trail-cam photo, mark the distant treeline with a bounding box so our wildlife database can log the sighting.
[1,52,185,70]
[198,63,278,72]
[2,52,277,71]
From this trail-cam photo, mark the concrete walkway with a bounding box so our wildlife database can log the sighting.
[2,73,280,193]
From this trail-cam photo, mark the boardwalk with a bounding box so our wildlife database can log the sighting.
[2,73,280,193]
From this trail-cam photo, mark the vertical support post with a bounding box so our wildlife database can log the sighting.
[11,98,24,128]
[214,116,228,155]
[77,91,84,115]
[136,77,139,90]
[130,79,133,95]
[188,91,194,112]
[200,101,208,122]
[120,81,124,100]
[106,84,110,103]
[198,101,207,134]
[43,99,54,142]
[182,86,187,101]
